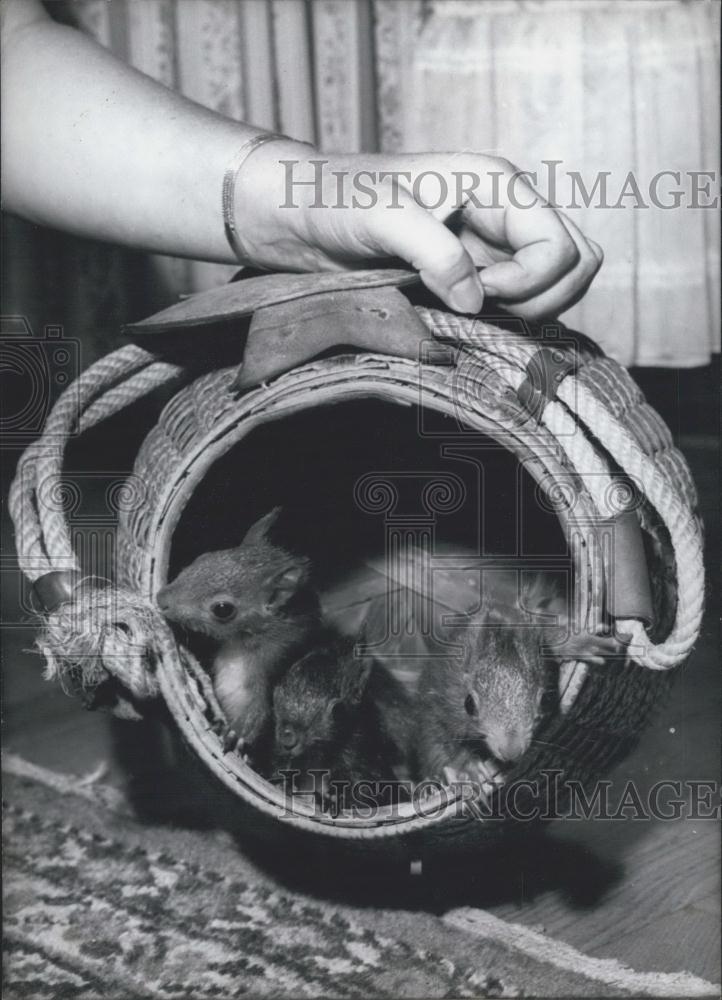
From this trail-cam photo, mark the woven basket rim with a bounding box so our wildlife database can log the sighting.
[142,351,606,839]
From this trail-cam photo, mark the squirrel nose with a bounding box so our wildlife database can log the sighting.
[280,727,298,750]
[487,728,530,764]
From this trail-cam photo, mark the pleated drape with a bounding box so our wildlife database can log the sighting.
[392,0,720,366]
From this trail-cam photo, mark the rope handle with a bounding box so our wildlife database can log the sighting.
[9,345,182,585]
[417,307,704,671]
[553,379,704,670]
[9,344,183,710]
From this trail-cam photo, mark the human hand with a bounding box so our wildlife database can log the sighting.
[236,143,603,319]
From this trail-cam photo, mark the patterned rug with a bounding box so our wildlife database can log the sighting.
[3,757,717,1000]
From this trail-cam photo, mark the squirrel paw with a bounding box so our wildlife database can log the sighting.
[213,722,250,762]
[553,628,631,665]
[320,787,340,818]
[470,758,505,788]
[316,776,345,817]
[419,779,444,800]
[442,764,473,786]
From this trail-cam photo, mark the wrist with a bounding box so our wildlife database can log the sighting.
[231,135,320,269]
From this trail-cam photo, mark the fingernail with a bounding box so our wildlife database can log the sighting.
[448,274,484,314]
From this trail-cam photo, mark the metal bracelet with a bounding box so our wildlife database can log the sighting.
[222,132,293,264]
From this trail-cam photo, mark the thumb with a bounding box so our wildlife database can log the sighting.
[360,183,484,313]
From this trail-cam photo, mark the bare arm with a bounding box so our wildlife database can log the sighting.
[1,0,603,317]
[0,0,275,262]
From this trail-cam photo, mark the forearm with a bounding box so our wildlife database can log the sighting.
[1,1,603,317]
[0,0,279,262]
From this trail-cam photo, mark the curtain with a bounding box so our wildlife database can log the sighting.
[391,0,720,367]
[6,0,719,367]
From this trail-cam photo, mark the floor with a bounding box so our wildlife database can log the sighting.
[2,436,719,986]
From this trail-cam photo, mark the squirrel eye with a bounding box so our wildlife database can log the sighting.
[210,601,236,622]
[330,700,346,723]
[464,693,477,717]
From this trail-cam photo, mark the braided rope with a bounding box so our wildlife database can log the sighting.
[9,347,181,580]
[417,307,704,670]
[10,345,182,701]
[558,380,705,669]
[79,361,181,433]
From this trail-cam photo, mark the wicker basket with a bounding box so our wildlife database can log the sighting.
[10,300,704,858]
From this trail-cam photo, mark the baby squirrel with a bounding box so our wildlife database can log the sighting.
[413,571,628,784]
[413,619,549,785]
[271,633,411,809]
[156,507,322,764]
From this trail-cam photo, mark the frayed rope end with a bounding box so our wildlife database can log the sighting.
[36,585,165,701]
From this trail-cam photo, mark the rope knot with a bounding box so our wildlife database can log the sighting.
[37,583,164,706]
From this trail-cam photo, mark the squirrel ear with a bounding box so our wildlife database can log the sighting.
[340,655,373,706]
[242,506,283,546]
[522,573,565,621]
[264,562,309,611]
